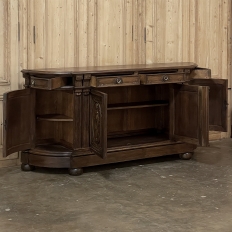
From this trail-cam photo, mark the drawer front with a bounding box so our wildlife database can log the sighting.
[140,73,185,85]
[90,75,140,87]
[30,76,68,90]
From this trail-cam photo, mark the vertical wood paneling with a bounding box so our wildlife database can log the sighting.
[27,0,35,69]
[34,0,45,69]
[195,0,210,68]
[125,0,134,64]
[154,0,166,62]
[145,0,154,64]
[145,0,231,139]
[181,0,190,62]
[77,0,88,67]
[189,0,196,63]
[165,0,182,62]
[1,0,231,167]
[18,0,28,87]
[209,0,220,77]
[46,0,65,68]
[145,0,231,81]
[87,0,97,66]
[0,0,19,166]
[64,0,75,67]
[96,0,125,66]
[0,1,5,81]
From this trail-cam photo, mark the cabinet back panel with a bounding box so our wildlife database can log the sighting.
[105,85,169,135]
[100,85,169,105]
[174,91,198,138]
[36,121,73,148]
[36,90,74,118]
[107,105,169,135]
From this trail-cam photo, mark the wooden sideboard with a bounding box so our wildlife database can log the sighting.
[3,63,228,175]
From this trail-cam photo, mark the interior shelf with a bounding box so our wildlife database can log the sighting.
[107,133,170,150]
[30,144,72,157]
[107,101,169,110]
[37,114,73,122]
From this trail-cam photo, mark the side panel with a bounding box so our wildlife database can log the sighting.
[170,84,209,146]
[3,89,35,157]
[188,79,228,132]
[90,89,107,158]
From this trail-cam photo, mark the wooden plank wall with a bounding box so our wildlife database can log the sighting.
[145,0,231,140]
[0,0,20,167]
[0,0,231,166]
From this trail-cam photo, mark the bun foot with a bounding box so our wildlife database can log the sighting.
[21,163,35,171]
[179,152,193,160]
[69,168,83,176]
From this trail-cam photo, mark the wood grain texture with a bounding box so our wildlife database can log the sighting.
[0,0,231,167]
[0,0,20,165]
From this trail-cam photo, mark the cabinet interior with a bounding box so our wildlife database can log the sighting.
[34,84,171,152]
[99,84,170,149]
[35,89,74,149]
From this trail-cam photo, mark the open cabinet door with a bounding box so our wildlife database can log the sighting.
[90,90,107,158]
[3,89,35,157]
[188,79,228,132]
[170,84,209,146]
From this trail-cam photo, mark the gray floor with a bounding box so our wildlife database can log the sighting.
[0,139,232,232]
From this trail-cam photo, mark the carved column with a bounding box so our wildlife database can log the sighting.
[73,75,83,149]
[81,74,91,149]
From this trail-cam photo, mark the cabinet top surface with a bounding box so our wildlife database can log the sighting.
[22,62,197,75]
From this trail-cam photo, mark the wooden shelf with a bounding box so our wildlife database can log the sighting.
[107,133,173,152]
[30,144,72,157]
[107,101,169,110]
[37,114,73,122]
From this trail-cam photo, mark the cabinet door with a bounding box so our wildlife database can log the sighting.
[3,89,35,157]
[188,79,228,132]
[170,84,209,146]
[90,90,107,158]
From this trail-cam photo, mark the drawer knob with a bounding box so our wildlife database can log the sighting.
[162,75,169,81]
[31,80,35,86]
[116,77,123,84]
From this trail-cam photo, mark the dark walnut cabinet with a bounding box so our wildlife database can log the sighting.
[3,63,228,175]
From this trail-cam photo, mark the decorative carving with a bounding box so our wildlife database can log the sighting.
[90,90,107,158]
[93,102,101,144]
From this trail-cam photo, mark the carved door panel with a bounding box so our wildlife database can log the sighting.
[90,90,107,158]
[3,89,35,157]
[188,79,228,132]
[170,84,209,146]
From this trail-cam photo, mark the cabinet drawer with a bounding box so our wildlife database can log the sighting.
[140,73,185,85]
[90,75,140,87]
[30,76,68,90]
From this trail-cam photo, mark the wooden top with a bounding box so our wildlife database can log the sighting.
[22,62,197,75]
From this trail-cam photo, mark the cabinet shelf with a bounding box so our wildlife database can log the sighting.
[107,101,169,110]
[107,133,171,151]
[36,114,73,122]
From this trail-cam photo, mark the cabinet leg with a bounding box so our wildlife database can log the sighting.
[179,152,193,160]
[21,163,35,171]
[69,168,83,176]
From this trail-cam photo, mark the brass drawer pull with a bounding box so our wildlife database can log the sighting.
[162,75,169,81]
[31,80,35,86]
[116,77,123,84]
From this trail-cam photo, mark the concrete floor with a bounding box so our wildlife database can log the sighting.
[0,139,232,232]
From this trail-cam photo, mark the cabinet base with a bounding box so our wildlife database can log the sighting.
[21,142,197,175]
[179,152,193,160]
[21,163,35,171]
[69,168,83,176]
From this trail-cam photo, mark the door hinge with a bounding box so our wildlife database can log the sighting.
[33,26,36,44]
[132,25,133,41]
[18,22,20,41]
[224,100,229,110]
[144,27,146,43]
[3,120,7,130]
